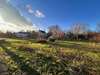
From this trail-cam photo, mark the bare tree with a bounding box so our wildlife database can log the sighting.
[27,30,37,38]
[48,25,60,33]
[66,30,74,39]
[48,25,64,40]
[70,22,89,40]
[97,22,100,33]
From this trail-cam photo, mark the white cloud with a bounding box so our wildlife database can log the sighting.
[35,10,45,18]
[0,16,35,32]
[20,13,23,16]
[0,0,36,32]
[26,5,45,18]
[18,4,45,18]
[26,5,34,14]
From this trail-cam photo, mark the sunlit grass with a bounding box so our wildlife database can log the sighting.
[0,38,100,75]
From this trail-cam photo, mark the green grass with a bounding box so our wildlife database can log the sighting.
[0,38,100,75]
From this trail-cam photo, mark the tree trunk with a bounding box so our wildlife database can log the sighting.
[76,35,78,40]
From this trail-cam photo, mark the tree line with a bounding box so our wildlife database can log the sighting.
[0,22,100,42]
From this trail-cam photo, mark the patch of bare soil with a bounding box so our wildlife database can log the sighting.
[19,46,35,52]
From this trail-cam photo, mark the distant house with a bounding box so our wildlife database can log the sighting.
[16,32,28,38]
[38,30,47,38]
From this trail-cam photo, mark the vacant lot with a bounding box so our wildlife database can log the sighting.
[0,38,100,75]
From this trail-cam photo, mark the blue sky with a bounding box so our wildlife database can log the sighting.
[0,0,100,32]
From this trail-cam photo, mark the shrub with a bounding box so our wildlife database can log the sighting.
[48,36,55,42]
[18,46,35,52]
[89,34,100,42]
[37,38,47,43]
[0,39,6,42]
[49,38,55,42]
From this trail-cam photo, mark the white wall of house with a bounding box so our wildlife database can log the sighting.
[38,31,47,38]
[16,33,28,38]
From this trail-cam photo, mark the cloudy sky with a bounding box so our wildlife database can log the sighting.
[0,0,100,32]
[0,0,45,32]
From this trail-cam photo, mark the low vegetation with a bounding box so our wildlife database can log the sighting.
[37,38,47,43]
[0,38,100,75]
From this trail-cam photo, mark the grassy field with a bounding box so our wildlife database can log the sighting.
[0,38,100,75]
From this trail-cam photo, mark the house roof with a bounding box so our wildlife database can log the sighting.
[39,30,46,33]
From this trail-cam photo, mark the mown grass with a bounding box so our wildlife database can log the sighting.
[0,38,100,75]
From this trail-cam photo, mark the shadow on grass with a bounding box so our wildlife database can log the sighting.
[0,42,65,75]
[45,41,99,53]
[0,42,40,75]
[0,40,93,75]
[27,39,95,53]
